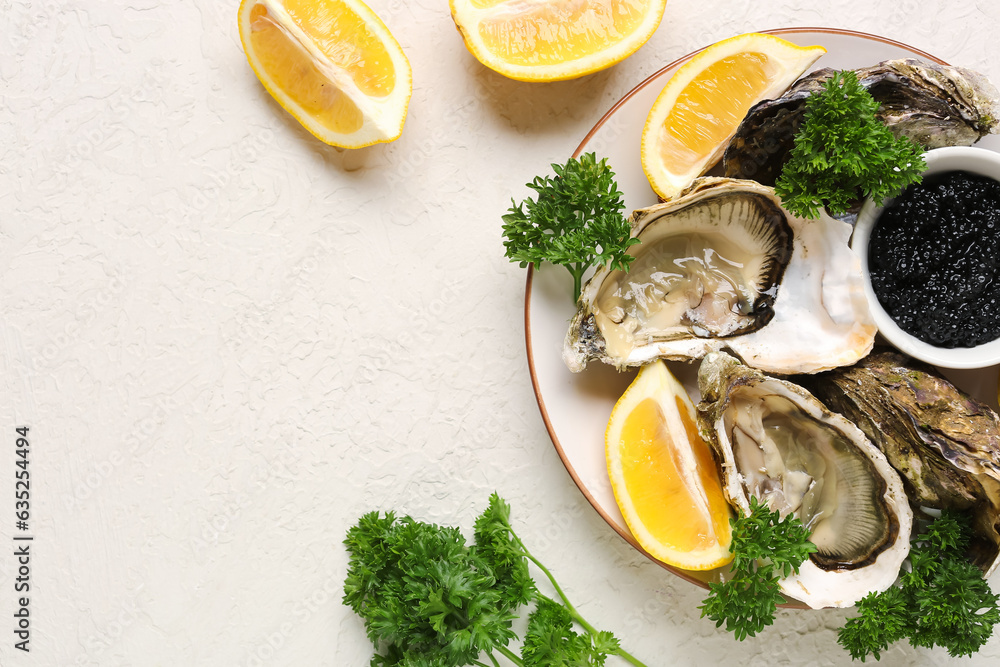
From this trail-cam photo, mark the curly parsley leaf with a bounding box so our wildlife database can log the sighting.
[774,70,925,219]
[837,510,1000,661]
[502,152,639,301]
[344,493,648,667]
[838,587,910,661]
[521,596,619,666]
[471,494,536,611]
[701,571,786,641]
[344,511,518,667]
[699,496,817,640]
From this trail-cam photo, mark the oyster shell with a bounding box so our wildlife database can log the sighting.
[802,350,1000,575]
[722,68,831,186]
[563,178,876,375]
[724,58,1000,185]
[698,352,912,609]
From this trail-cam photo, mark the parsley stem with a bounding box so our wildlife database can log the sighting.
[513,533,650,667]
[612,647,649,667]
[570,266,584,302]
[510,532,584,624]
[495,644,524,666]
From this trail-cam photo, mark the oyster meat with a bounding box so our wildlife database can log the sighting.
[724,58,1000,186]
[698,352,912,609]
[802,350,1000,576]
[563,177,876,375]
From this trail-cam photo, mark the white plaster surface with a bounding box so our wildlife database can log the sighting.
[2,1,1000,665]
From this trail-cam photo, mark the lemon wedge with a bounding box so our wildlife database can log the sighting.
[449,0,668,82]
[606,361,733,570]
[238,0,412,148]
[641,32,825,200]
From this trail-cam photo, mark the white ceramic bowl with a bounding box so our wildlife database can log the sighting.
[852,146,1000,369]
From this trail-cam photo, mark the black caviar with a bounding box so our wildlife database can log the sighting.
[867,170,1000,348]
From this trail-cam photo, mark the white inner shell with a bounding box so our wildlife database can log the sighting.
[727,391,890,564]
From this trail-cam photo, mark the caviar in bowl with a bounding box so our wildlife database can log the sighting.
[852,146,1000,369]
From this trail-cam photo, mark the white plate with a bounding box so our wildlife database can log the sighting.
[524,28,1000,588]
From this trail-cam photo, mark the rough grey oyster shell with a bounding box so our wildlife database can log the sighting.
[723,58,1000,186]
[801,350,1000,576]
[697,352,912,608]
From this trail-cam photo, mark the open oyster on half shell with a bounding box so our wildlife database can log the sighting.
[802,350,1000,576]
[562,177,876,375]
[698,352,913,609]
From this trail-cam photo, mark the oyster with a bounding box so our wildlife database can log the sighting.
[724,58,1000,185]
[722,68,831,186]
[698,352,912,609]
[563,178,876,375]
[802,350,1000,575]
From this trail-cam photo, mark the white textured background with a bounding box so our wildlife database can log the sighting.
[2,1,1000,665]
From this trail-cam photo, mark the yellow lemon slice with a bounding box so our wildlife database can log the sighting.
[606,360,733,570]
[238,0,412,148]
[641,32,825,200]
[449,0,668,82]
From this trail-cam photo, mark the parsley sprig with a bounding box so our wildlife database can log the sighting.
[344,493,649,667]
[774,70,926,219]
[838,510,1000,661]
[699,496,817,640]
[502,152,639,302]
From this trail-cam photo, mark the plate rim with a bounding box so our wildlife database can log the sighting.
[523,27,949,596]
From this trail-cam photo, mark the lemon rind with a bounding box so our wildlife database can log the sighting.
[449,0,668,82]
